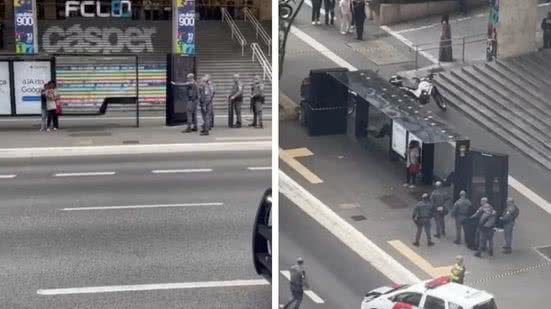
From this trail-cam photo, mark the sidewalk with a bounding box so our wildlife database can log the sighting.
[0,112,271,149]
[280,120,550,309]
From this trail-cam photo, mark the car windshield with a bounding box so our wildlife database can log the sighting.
[473,299,497,309]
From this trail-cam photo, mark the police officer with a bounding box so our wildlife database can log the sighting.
[450,190,472,245]
[249,75,265,129]
[500,197,519,254]
[430,181,450,239]
[471,198,496,258]
[542,12,551,49]
[449,255,466,284]
[172,73,199,133]
[283,257,309,309]
[412,193,435,247]
[228,74,243,128]
[199,74,215,136]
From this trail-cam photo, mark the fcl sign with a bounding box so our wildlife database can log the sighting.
[66,0,132,18]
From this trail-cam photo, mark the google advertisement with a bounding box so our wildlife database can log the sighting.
[13,62,51,115]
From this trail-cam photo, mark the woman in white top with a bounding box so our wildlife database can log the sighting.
[339,0,352,34]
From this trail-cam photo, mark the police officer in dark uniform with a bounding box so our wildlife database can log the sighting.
[450,190,472,245]
[412,193,435,247]
[430,181,450,239]
[283,257,309,309]
[500,198,519,254]
[471,199,497,258]
[171,73,199,133]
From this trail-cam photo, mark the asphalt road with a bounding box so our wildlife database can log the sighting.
[279,195,390,309]
[0,151,271,308]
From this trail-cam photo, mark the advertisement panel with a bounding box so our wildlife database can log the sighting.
[0,62,11,115]
[176,0,196,55]
[391,121,407,158]
[13,0,36,54]
[13,61,51,115]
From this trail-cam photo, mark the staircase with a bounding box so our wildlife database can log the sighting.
[196,20,272,111]
[434,50,551,170]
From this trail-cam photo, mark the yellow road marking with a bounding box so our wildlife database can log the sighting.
[280,147,323,184]
[388,240,452,278]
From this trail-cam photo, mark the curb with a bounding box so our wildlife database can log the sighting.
[0,141,272,159]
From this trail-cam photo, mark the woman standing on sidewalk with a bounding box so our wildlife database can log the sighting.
[46,82,60,131]
[439,15,453,62]
[405,140,421,188]
[339,0,352,34]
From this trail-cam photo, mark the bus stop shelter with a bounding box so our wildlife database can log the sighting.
[303,69,508,214]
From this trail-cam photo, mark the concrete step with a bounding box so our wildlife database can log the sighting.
[435,74,551,170]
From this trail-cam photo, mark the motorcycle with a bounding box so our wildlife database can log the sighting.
[388,72,447,111]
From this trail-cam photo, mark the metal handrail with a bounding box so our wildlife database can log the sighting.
[243,7,271,56]
[221,7,247,56]
[411,33,488,70]
[251,43,272,81]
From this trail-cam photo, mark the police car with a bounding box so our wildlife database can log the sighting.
[361,277,497,309]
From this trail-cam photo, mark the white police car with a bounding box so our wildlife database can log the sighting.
[361,277,497,309]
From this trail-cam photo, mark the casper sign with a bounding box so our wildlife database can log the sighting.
[42,25,156,53]
[66,0,132,18]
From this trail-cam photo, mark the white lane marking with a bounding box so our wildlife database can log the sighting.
[37,279,269,295]
[280,171,420,284]
[152,169,213,174]
[0,174,16,179]
[291,26,357,71]
[0,141,271,159]
[508,176,551,215]
[248,166,272,171]
[215,136,272,141]
[380,25,439,64]
[60,202,223,211]
[54,172,116,177]
[280,270,325,304]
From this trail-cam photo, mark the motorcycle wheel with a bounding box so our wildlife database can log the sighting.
[433,90,447,111]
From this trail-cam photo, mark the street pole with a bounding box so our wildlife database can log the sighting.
[279,0,305,79]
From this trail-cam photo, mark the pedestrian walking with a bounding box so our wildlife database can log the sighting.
[339,0,352,34]
[449,255,466,284]
[283,257,309,309]
[199,74,215,136]
[439,15,453,62]
[412,193,435,247]
[471,198,496,258]
[311,0,322,25]
[352,0,366,40]
[228,74,243,128]
[323,0,335,25]
[249,76,264,129]
[542,12,551,49]
[39,82,50,132]
[45,82,60,131]
[500,197,519,254]
[450,190,473,245]
[404,140,421,188]
[430,181,450,239]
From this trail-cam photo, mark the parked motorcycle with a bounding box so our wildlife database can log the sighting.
[388,72,447,111]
